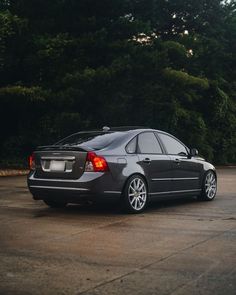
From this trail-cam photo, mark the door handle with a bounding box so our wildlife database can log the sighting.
[143,158,151,164]
[174,158,181,164]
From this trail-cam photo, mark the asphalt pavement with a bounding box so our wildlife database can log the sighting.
[0,168,235,295]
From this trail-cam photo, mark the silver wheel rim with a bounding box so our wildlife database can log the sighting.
[205,172,217,199]
[128,178,147,211]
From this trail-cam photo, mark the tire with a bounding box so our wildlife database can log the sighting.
[122,175,148,213]
[198,170,217,201]
[43,199,67,208]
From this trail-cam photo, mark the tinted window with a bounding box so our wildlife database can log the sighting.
[56,132,125,150]
[158,133,187,155]
[126,136,137,154]
[138,132,162,154]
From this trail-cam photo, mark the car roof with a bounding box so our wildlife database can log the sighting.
[104,126,162,132]
[61,127,171,142]
[69,127,164,137]
[114,127,163,135]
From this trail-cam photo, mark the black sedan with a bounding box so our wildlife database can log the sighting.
[27,127,217,213]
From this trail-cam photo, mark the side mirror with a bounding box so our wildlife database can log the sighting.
[190,148,198,157]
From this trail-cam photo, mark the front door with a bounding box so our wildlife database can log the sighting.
[169,155,202,191]
[157,132,202,193]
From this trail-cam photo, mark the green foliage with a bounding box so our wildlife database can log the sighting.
[0,85,45,101]
[163,68,209,89]
[0,0,235,166]
[0,10,27,71]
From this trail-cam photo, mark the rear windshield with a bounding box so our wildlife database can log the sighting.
[56,132,124,150]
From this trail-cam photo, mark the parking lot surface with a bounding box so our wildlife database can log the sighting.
[0,168,235,295]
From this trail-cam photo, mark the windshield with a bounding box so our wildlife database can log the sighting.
[55,131,125,150]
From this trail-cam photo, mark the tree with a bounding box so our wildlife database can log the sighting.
[0,0,235,166]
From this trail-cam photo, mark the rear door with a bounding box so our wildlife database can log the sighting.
[137,132,173,194]
[157,132,202,192]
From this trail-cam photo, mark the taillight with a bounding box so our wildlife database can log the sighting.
[85,152,109,172]
[28,153,35,170]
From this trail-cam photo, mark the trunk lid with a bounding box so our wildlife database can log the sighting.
[33,145,89,179]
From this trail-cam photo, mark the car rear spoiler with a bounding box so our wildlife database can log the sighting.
[36,145,92,152]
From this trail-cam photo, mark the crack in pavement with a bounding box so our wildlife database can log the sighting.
[75,225,236,295]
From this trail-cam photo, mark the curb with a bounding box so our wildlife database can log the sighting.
[0,170,29,177]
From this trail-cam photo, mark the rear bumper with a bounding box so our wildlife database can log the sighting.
[27,171,122,202]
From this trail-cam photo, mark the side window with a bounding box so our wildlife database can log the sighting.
[126,136,137,154]
[158,133,187,155]
[138,132,162,154]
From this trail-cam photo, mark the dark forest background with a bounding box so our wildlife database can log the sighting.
[0,0,236,167]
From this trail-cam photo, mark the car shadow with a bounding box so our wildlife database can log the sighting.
[33,196,198,218]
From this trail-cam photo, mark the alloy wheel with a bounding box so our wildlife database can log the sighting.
[205,172,217,199]
[128,177,147,211]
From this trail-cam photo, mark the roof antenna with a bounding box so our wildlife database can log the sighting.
[102,126,110,132]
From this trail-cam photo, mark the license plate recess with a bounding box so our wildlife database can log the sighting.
[50,160,65,172]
